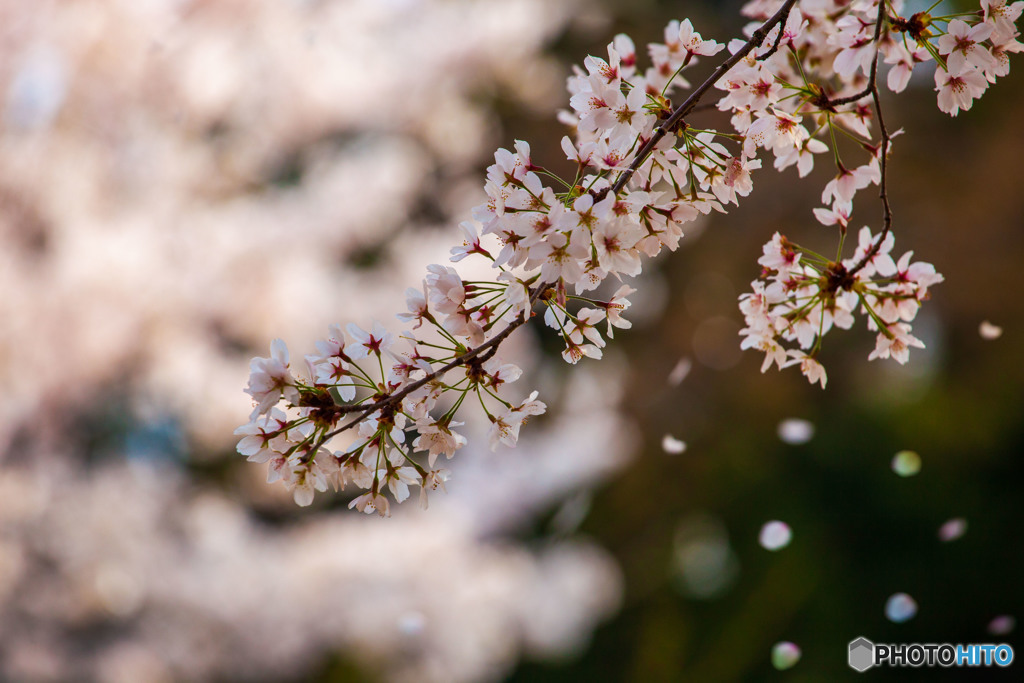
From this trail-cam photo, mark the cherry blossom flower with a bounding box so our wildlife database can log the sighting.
[896,251,944,292]
[988,34,1024,80]
[344,321,395,359]
[846,226,896,279]
[290,454,334,507]
[939,19,997,75]
[395,286,428,331]
[497,273,533,322]
[234,408,289,460]
[885,45,931,93]
[935,65,990,116]
[830,13,878,78]
[654,18,724,73]
[488,409,526,451]
[598,285,635,338]
[349,491,391,517]
[383,466,420,503]
[741,324,788,373]
[721,155,760,201]
[561,135,595,167]
[743,108,809,157]
[346,411,407,455]
[758,232,800,273]
[774,137,828,177]
[418,469,451,510]
[812,201,852,230]
[528,230,589,285]
[412,420,468,466]
[561,337,604,364]
[424,264,466,315]
[821,163,878,206]
[982,0,1024,40]
[868,322,926,364]
[784,350,827,388]
[592,219,644,276]
[450,221,491,262]
[482,357,523,389]
[245,339,300,418]
[340,454,374,490]
[487,391,547,450]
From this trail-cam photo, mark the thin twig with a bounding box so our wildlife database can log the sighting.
[611,0,799,195]
[823,6,887,108]
[755,2,795,62]
[842,2,893,277]
[848,84,892,277]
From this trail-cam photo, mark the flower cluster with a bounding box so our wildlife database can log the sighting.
[733,0,1024,381]
[740,0,1023,115]
[739,229,944,387]
[237,0,1019,510]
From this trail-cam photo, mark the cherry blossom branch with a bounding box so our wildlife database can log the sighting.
[311,281,551,447]
[611,0,799,195]
[239,0,1015,509]
[309,4,804,454]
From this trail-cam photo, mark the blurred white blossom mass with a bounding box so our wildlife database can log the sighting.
[0,0,632,680]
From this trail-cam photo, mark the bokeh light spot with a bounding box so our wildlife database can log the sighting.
[771,641,801,670]
[979,320,1003,340]
[672,514,740,600]
[662,434,687,454]
[885,593,918,623]
[759,521,792,551]
[988,615,1016,636]
[777,418,814,445]
[938,518,967,542]
[891,451,922,477]
[668,357,692,385]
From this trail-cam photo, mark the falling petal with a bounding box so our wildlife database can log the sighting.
[891,451,921,477]
[885,593,918,623]
[668,357,692,385]
[662,434,687,454]
[759,520,792,551]
[938,518,967,542]
[777,418,814,445]
[771,641,802,670]
[979,321,1003,340]
[988,615,1016,636]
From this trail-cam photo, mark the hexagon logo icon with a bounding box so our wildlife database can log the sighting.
[849,637,875,672]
